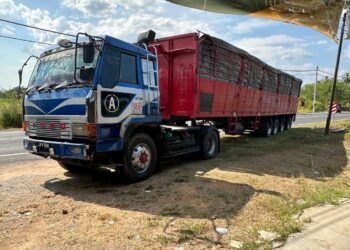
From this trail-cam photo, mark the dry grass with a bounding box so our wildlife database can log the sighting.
[0,120,350,249]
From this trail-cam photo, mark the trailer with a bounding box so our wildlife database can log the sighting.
[149,32,301,135]
[21,31,301,182]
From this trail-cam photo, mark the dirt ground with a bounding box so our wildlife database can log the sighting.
[0,123,349,250]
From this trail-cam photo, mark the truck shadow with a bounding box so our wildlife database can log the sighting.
[42,126,347,243]
[218,127,348,179]
[43,163,282,219]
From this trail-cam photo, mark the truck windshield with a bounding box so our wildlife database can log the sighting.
[28,47,97,88]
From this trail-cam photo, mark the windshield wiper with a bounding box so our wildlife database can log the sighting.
[55,81,74,90]
[25,85,40,94]
[38,82,62,92]
[37,82,51,92]
[55,81,90,90]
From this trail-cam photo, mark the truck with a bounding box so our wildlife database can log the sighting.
[20,31,302,182]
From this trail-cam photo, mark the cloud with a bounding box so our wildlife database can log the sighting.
[316,40,327,45]
[233,35,312,66]
[1,25,15,35]
[61,0,117,17]
[231,19,276,33]
[0,0,336,89]
[60,0,158,17]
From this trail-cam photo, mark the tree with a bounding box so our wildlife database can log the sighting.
[299,79,350,112]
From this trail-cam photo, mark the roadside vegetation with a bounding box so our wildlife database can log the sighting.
[1,120,349,249]
[298,78,350,113]
[0,88,22,129]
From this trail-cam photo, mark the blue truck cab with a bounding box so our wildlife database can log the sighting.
[20,32,220,182]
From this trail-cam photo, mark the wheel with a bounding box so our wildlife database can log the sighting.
[279,118,285,132]
[200,127,219,160]
[259,118,272,137]
[272,119,279,135]
[123,133,157,182]
[58,162,85,173]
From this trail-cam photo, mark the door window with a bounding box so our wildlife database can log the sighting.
[100,46,137,88]
[141,58,157,86]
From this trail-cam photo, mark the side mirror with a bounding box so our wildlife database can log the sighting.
[80,66,95,82]
[17,69,23,98]
[83,42,95,64]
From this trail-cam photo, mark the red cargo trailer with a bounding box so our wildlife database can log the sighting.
[149,32,301,135]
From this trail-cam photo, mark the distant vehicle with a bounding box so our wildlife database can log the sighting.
[19,31,302,182]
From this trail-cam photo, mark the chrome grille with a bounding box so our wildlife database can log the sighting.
[26,119,72,139]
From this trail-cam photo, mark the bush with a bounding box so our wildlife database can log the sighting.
[0,99,22,128]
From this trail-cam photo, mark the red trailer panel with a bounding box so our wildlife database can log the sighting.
[149,33,302,121]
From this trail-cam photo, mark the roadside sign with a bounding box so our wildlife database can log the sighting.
[332,102,337,114]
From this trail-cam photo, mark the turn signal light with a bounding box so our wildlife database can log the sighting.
[86,124,96,138]
[22,121,27,131]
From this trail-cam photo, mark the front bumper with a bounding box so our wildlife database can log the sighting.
[23,137,90,160]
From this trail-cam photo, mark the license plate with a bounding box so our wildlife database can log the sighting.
[37,142,50,148]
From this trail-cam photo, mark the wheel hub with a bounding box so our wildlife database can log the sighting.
[131,143,151,173]
[140,152,148,164]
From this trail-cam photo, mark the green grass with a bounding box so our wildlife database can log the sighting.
[177,222,210,237]
[0,98,22,129]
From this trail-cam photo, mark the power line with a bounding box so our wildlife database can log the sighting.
[280,69,315,72]
[281,68,334,76]
[318,69,334,76]
[0,18,75,37]
[0,34,53,45]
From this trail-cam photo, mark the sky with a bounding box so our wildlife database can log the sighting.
[0,0,349,89]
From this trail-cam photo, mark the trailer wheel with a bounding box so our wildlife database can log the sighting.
[123,133,157,182]
[273,119,279,135]
[201,128,219,160]
[259,118,272,137]
[58,162,85,173]
[285,116,293,130]
[279,118,285,132]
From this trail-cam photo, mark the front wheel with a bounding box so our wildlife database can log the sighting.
[200,127,220,160]
[123,133,157,182]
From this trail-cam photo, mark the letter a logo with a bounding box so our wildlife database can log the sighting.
[109,97,116,110]
[104,94,120,113]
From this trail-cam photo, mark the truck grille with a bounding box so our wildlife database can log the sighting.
[26,119,72,139]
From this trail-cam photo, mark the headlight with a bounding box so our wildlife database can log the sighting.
[72,124,96,138]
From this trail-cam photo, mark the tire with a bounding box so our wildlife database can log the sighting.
[123,133,157,182]
[259,118,272,137]
[285,116,293,130]
[279,118,285,132]
[272,119,279,135]
[200,127,219,160]
[58,162,85,173]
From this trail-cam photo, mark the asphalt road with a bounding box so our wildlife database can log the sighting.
[0,130,40,165]
[294,111,350,125]
[1,112,350,165]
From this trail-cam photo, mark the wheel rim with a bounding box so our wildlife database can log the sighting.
[205,134,217,155]
[131,143,152,173]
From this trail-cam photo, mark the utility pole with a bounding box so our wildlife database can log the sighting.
[325,12,347,135]
[313,66,319,113]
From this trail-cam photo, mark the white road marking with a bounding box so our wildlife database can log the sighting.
[0,153,28,157]
[0,137,23,141]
